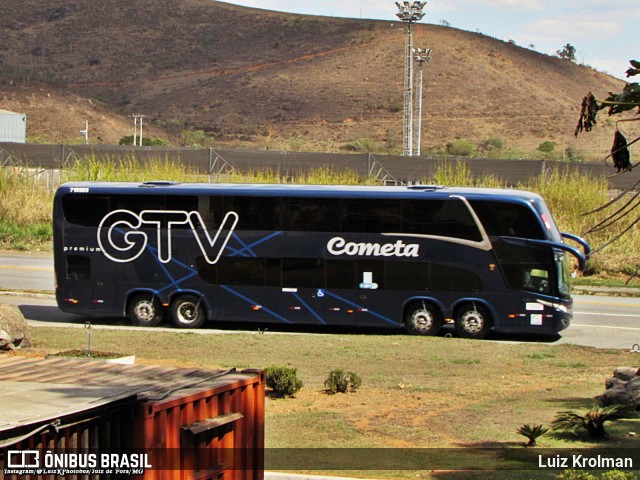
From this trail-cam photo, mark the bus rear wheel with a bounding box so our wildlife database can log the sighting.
[128,293,163,327]
[404,302,443,336]
[170,294,206,329]
[454,303,492,339]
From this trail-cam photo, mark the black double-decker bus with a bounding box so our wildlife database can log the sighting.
[54,182,589,339]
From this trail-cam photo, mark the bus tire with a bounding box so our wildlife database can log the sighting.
[170,294,206,329]
[128,293,163,327]
[404,301,443,336]
[454,303,492,339]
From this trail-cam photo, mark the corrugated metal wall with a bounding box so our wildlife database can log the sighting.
[0,357,265,480]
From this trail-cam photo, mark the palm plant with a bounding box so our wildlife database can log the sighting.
[516,424,549,446]
[551,404,629,439]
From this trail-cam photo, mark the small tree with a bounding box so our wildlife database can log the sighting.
[575,59,639,134]
[557,43,576,62]
[537,141,557,159]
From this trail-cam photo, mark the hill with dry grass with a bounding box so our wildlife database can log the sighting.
[0,0,633,158]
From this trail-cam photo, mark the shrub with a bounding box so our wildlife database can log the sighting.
[118,136,170,146]
[557,471,638,480]
[347,137,375,152]
[445,138,476,157]
[599,472,639,480]
[324,369,362,394]
[557,471,597,480]
[537,140,557,154]
[265,365,303,398]
[481,136,504,152]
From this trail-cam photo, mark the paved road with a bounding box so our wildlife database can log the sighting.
[566,296,640,349]
[0,250,54,292]
[1,291,639,349]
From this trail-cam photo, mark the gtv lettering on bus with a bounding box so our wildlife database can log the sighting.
[327,237,420,257]
[97,209,238,264]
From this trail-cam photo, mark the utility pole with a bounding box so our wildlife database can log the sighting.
[395,2,426,157]
[79,120,89,145]
[132,114,145,146]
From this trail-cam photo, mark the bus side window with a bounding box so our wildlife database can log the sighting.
[283,198,341,232]
[403,199,482,241]
[326,260,357,289]
[386,261,429,290]
[228,197,281,231]
[429,263,483,292]
[283,258,324,288]
[470,201,545,239]
[62,195,110,226]
[341,199,402,233]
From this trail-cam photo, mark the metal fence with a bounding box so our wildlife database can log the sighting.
[0,142,634,190]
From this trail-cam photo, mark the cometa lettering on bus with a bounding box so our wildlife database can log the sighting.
[327,237,419,257]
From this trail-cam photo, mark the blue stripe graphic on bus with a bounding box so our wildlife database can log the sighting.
[291,292,326,325]
[323,290,400,326]
[145,243,199,293]
[227,231,283,257]
[220,285,294,324]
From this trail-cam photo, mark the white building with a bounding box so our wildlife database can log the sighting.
[0,109,27,143]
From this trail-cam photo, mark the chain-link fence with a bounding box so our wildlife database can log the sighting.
[0,143,633,190]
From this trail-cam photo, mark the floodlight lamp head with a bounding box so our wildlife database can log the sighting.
[395,1,426,23]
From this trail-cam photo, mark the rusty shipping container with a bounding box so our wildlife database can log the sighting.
[0,356,265,480]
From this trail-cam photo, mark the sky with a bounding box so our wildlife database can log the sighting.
[223,0,639,81]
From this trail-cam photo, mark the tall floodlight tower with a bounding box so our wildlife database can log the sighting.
[413,47,431,156]
[395,1,426,156]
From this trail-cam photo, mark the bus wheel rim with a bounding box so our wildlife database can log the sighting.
[135,301,155,321]
[410,309,434,332]
[177,302,198,324]
[460,311,484,333]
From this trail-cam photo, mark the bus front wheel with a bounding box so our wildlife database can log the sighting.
[404,301,443,336]
[128,294,163,327]
[454,303,492,339]
[170,294,206,329]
